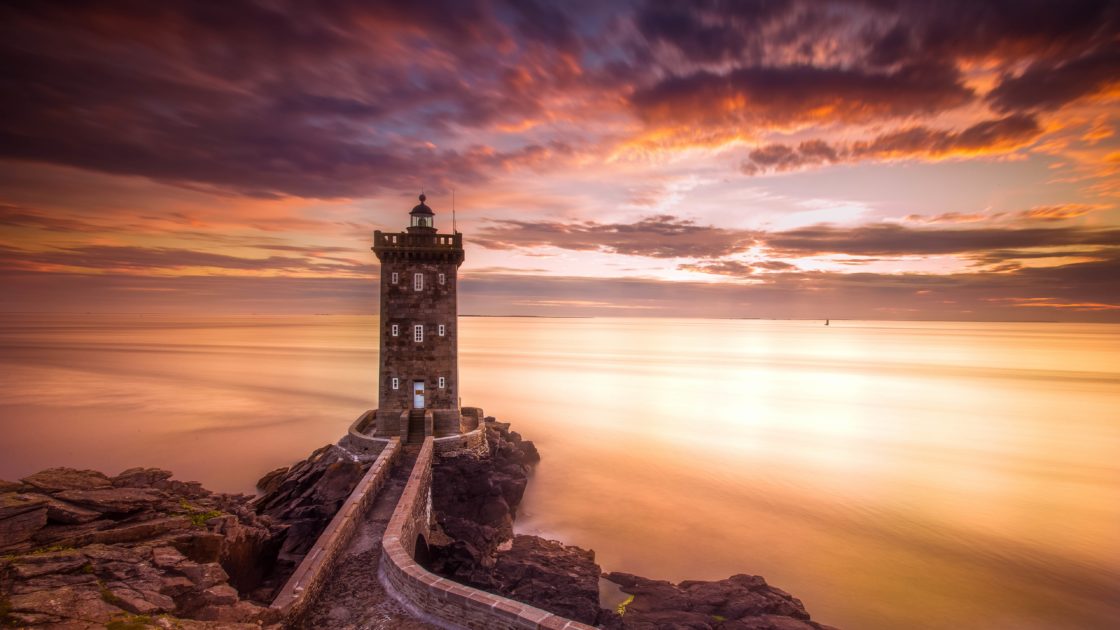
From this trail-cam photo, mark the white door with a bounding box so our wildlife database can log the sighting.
[413,381,425,409]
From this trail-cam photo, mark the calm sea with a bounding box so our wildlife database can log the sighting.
[1,314,1117,629]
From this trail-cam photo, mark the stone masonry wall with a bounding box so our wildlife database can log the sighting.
[378,258,459,414]
[338,409,392,460]
[379,438,595,630]
[271,437,401,623]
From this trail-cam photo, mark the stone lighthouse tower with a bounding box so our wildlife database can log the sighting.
[372,194,465,442]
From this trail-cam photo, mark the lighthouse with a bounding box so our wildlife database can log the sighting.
[371,194,465,442]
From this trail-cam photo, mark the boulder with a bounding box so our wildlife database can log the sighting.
[11,555,88,579]
[88,516,191,545]
[0,492,48,519]
[0,505,47,548]
[31,520,113,548]
[21,468,112,493]
[151,545,187,568]
[488,535,602,624]
[255,466,289,496]
[42,497,102,524]
[253,443,364,560]
[7,585,124,624]
[111,467,173,488]
[180,562,230,589]
[603,572,833,629]
[0,479,25,493]
[51,487,165,513]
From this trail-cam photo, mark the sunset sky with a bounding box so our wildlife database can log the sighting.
[1,0,1118,320]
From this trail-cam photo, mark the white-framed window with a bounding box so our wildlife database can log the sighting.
[438,324,445,336]
[438,376,446,389]
[438,273,445,285]
[391,272,398,284]
[413,324,423,342]
[391,377,399,390]
[414,273,423,291]
[391,324,399,337]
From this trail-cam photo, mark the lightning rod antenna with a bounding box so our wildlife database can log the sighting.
[452,189,457,233]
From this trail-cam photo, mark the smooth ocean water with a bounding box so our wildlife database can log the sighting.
[0,314,1117,629]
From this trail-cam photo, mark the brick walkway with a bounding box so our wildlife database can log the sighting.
[296,447,438,629]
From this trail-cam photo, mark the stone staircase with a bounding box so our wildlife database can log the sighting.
[407,409,426,444]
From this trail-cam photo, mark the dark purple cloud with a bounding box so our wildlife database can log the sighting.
[0,0,594,198]
[988,44,1120,112]
[763,224,1120,257]
[631,61,974,129]
[474,214,1120,261]
[0,244,373,276]
[474,215,758,258]
[742,115,1042,174]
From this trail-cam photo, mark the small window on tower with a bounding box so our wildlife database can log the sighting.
[439,273,445,285]
[438,324,445,337]
[391,272,398,284]
[391,377,399,390]
[414,324,423,342]
[391,324,399,337]
[438,376,446,389]
[414,273,423,291]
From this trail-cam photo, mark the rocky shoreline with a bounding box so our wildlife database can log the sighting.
[0,467,284,628]
[1,420,834,629]
[427,420,836,629]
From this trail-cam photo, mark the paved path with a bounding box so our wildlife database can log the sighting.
[296,446,438,630]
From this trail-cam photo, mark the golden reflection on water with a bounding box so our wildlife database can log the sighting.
[1,314,1118,629]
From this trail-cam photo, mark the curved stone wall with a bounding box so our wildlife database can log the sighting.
[433,427,488,456]
[270,437,401,622]
[338,409,393,460]
[379,437,596,630]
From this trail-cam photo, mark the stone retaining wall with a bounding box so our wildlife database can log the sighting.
[433,427,488,456]
[338,409,393,460]
[379,437,596,630]
[270,437,401,622]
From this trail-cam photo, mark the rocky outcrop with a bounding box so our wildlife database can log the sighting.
[250,442,368,599]
[428,421,606,625]
[0,467,283,628]
[491,535,602,624]
[427,420,835,629]
[600,572,838,630]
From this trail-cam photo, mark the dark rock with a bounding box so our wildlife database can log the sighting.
[1,492,49,519]
[0,465,293,628]
[42,497,102,524]
[180,562,230,589]
[11,555,87,579]
[170,531,225,563]
[209,513,283,595]
[10,572,98,595]
[160,575,195,597]
[488,535,602,624]
[255,466,289,495]
[21,468,112,493]
[81,543,142,563]
[7,585,123,624]
[88,516,191,545]
[253,443,365,560]
[51,487,165,514]
[151,545,187,568]
[0,505,48,548]
[605,572,833,629]
[428,421,604,624]
[111,467,173,488]
[0,479,25,493]
[31,519,113,547]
